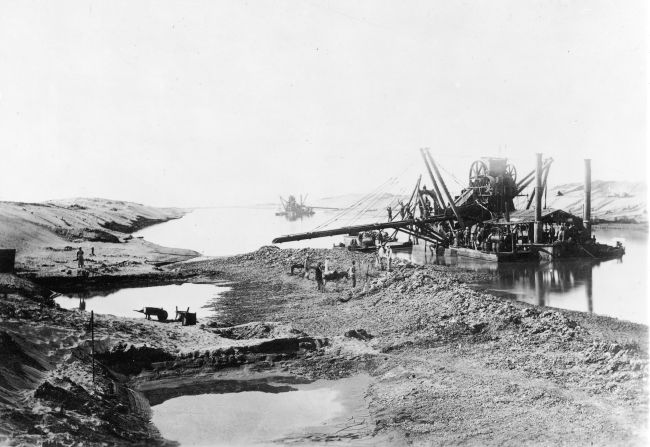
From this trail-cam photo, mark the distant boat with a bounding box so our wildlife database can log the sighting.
[276,195,315,221]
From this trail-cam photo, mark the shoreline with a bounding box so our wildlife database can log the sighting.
[0,200,648,445]
[1,245,648,445]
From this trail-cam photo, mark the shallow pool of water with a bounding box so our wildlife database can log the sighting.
[150,374,374,446]
[55,283,229,320]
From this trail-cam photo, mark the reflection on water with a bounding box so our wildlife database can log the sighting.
[439,228,647,324]
[151,374,374,447]
[55,283,229,320]
[277,212,314,222]
[134,207,407,256]
[134,208,646,324]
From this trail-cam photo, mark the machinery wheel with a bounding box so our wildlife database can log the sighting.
[505,163,517,182]
[469,160,489,189]
[158,310,168,322]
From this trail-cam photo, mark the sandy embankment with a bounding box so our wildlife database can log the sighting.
[0,200,647,446]
[0,197,199,278]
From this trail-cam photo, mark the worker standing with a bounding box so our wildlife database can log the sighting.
[549,224,556,242]
[349,260,357,288]
[376,244,385,270]
[76,247,85,269]
[386,245,393,272]
[315,263,324,292]
[386,206,392,221]
[303,253,310,278]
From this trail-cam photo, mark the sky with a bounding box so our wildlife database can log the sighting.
[0,0,646,207]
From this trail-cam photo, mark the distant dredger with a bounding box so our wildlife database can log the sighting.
[273,149,624,263]
[276,195,315,221]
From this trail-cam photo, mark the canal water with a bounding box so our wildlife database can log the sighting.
[150,374,376,446]
[136,208,647,324]
[134,207,404,256]
[55,283,230,320]
[441,228,647,324]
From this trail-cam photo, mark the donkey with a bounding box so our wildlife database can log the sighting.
[134,307,168,322]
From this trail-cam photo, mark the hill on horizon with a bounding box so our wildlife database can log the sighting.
[315,180,646,223]
[514,180,646,223]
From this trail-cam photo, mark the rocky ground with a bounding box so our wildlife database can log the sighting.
[177,246,649,446]
[0,200,647,446]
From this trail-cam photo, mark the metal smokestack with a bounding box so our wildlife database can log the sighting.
[534,153,543,243]
[584,159,591,238]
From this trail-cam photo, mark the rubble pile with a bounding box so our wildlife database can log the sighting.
[211,321,307,340]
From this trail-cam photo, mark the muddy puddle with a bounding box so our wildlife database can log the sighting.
[146,373,377,446]
[54,283,230,320]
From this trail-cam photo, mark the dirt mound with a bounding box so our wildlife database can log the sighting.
[212,321,307,340]
[0,331,48,406]
[345,329,374,341]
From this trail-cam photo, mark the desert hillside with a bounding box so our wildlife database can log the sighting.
[314,181,647,224]
[0,198,185,252]
[515,180,647,223]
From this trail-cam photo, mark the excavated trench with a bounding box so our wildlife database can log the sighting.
[95,334,378,446]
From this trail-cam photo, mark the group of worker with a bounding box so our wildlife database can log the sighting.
[387,201,414,222]
[300,254,353,292]
[375,243,393,271]
[446,221,594,253]
[446,223,510,252]
[350,230,392,249]
[299,246,393,292]
[386,186,440,222]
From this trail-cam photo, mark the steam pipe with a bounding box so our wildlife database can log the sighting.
[584,159,591,237]
[534,153,543,243]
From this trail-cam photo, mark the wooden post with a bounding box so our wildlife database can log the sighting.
[534,153,543,243]
[91,310,95,386]
[425,149,465,228]
[526,162,551,210]
[541,163,551,209]
[584,159,592,238]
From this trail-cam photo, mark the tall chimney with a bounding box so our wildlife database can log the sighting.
[534,153,543,243]
[584,159,591,238]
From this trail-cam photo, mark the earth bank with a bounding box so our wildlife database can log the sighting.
[0,198,647,446]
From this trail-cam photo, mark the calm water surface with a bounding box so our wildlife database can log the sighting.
[55,283,229,320]
[134,207,404,256]
[435,228,647,324]
[136,209,647,324]
[151,374,374,446]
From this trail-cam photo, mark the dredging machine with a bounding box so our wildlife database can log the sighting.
[272,149,625,263]
[275,195,315,221]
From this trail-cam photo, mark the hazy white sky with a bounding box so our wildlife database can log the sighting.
[0,0,646,207]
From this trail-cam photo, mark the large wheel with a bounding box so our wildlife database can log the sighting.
[469,160,488,186]
[505,164,517,183]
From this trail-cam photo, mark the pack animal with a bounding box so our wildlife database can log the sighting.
[134,307,168,322]
[324,270,349,281]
